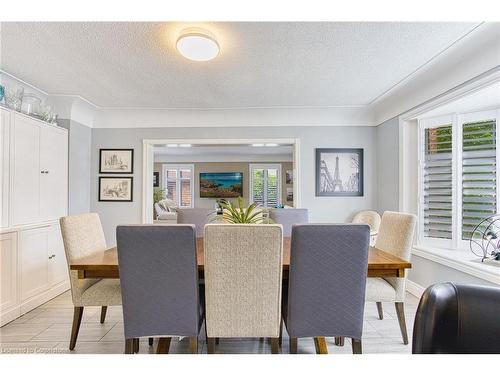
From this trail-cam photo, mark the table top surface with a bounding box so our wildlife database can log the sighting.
[70,237,412,272]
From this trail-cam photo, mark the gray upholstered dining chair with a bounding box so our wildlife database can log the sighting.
[365,211,417,345]
[116,224,203,354]
[283,224,370,354]
[204,224,283,354]
[176,208,214,237]
[60,213,122,351]
[269,208,309,236]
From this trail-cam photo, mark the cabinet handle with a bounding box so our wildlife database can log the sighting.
[48,254,56,259]
[41,171,45,174]
[46,170,49,174]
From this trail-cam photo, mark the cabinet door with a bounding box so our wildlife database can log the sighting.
[40,126,68,221]
[11,114,40,225]
[48,223,68,286]
[19,226,50,302]
[0,232,18,313]
[0,108,10,228]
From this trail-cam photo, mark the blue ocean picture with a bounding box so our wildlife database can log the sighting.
[200,172,243,198]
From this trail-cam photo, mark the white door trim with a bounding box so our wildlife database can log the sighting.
[142,138,301,223]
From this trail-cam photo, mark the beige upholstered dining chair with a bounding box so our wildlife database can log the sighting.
[352,210,381,245]
[365,211,417,344]
[60,213,122,350]
[204,224,283,354]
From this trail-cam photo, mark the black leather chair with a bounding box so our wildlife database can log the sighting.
[412,282,500,354]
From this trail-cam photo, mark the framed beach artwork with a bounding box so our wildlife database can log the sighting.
[99,177,133,202]
[315,148,364,196]
[99,149,134,174]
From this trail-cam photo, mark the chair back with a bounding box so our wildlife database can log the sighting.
[352,210,381,233]
[286,224,370,339]
[413,282,500,354]
[269,208,309,236]
[59,213,107,305]
[177,208,214,237]
[204,224,283,338]
[375,211,417,301]
[116,225,200,339]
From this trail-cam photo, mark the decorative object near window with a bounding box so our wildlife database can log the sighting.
[315,148,363,196]
[285,170,293,184]
[469,214,500,262]
[286,187,293,202]
[153,172,159,187]
[99,177,133,202]
[99,149,134,174]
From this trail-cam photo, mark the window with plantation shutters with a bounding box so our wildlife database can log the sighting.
[462,118,497,240]
[250,164,281,207]
[422,124,453,240]
[162,164,194,208]
[419,109,499,249]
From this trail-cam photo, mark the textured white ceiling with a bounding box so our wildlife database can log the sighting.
[0,22,480,108]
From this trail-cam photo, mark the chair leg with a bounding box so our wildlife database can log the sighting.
[314,337,328,354]
[334,337,345,346]
[207,338,216,354]
[133,338,139,353]
[270,338,280,354]
[376,302,383,320]
[157,337,171,354]
[278,318,283,347]
[100,306,107,324]
[189,336,198,354]
[69,306,84,350]
[125,338,134,354]
[352,338,362,354]
[395,302,409,345]
[289,337,298,354]
[148,337,154,346]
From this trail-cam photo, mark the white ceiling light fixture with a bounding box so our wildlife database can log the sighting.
[176,28,220,62]
[265,143,279,147]
[251,143,265,147]
[179,144,192,147]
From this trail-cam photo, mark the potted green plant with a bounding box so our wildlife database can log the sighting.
[210,196,273,224]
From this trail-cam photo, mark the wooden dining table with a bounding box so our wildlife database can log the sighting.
[70,237,411,280]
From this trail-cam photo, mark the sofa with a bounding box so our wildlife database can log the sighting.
[154,202,177,224]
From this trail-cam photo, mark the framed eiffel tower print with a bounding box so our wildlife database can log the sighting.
[315,148,364,196]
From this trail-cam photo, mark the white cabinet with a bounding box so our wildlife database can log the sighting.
[11,114,41,226]
[0,108,10,228]
[10,113,68,226]
[48,222,68,286]
[0,109,69,326]
[40,125,68,221]
[0,232,18,319]
[19,226,51,302]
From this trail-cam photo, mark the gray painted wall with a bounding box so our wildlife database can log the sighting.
[59,119,92,215]
[376,117,399,213]
[408,256,496,288]
[91,126,378,245]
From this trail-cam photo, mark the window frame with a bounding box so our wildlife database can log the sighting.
[417,109,500,250]
[161,164,195,208]
[249,163,282,207]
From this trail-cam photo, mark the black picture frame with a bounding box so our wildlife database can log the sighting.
[99,148,134,174]
[153,172,159,187]
[315,148,364,196]
[98,177,133,202]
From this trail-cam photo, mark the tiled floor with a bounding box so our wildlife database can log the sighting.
[0,291,419,354]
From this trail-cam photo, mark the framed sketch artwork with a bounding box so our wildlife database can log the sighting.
[99,149,134,174]
[99,177,133,202]
[315,148,363,196]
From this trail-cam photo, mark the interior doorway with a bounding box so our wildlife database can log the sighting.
[142,138,301,223]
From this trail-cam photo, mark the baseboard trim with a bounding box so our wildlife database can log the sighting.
[406,279,425,298]
[0,306,21,327]
[19,280,70,315]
